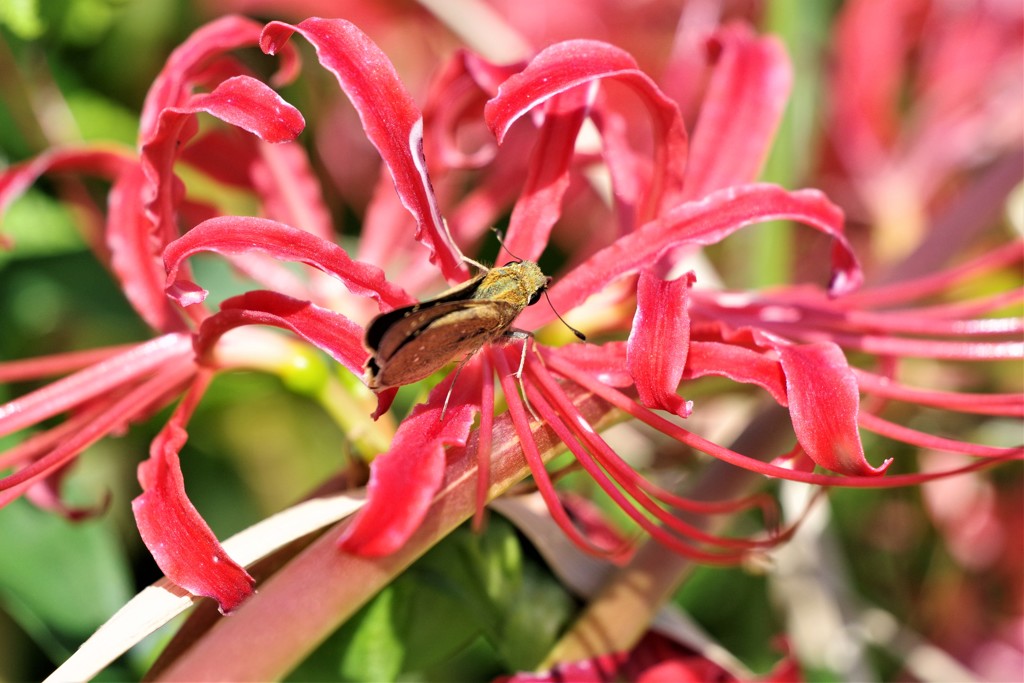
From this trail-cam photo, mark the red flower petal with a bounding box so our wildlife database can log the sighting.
[162,215,413,310]
[370,387,398,421]
[486,39,688,223]
[503,89,590,262]
[338,371,481,555]
[178,129,259,188]
[106,163,187,332]
[132,373,255,613]
[140,75,305,246]
[0,146,134,237]
[188,76,305,143]
[140,15,299,140]
[549,342,633,388]
[684,23,792,198]
[684,340,788,405]
[496,631,758,683]
[197,290,367,378]
[776,342,889,476]
[828,0,919,174]
[627,270,695,416]
[250,141,334,241]
[421,50,517,171]
[260,18,467,281]
[522,183,861,330]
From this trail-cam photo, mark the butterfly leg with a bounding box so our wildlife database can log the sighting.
[503,329,541,420]
[440,355,474,421]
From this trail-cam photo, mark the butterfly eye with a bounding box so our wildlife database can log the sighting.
[528,282,547,306]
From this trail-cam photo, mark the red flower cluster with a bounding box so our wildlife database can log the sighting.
[1,13,1020,622]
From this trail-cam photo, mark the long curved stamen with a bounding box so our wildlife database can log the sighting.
[0,359,196,506]
[548,353,1021,486]
[524,377,752,562]
[491,349,637,562]
[853,368,1024,417]
[837,241,1023,309]
[858,413,1024,458]
[528,359,784,554]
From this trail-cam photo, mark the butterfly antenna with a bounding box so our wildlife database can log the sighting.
[490,227,525,264]
[490,226,585,341]
[544,290,586,342]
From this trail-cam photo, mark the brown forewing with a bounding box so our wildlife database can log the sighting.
[367,299,520,389]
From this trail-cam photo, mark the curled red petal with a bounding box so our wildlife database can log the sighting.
[503,89,591,262]
[107,163,186,332]
[421,50,515,171]
[187,76,305,143]
[260,18,466,281]
[370,387,398,421]
[486,39,688,223]
[522,183,861,330]
[684,23,792,198]
[140,76,305,247]
[197,290,367,378]
[131,373,255,613]
[627,270,695,417]
[0,146,134,237]
[140,15,299,139]
[776,342,889,476]
[487,40,634,141]
[338,372,481,556]
[163,215,413,310]
[684,340,788,405]
[548,342,632,388]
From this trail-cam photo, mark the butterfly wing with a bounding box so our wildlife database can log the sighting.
[363,274,488,353]
[367,299,519,389]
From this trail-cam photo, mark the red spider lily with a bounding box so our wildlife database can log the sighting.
[1,12,1021,624]
[824,0,1023,266]
[253,18,1021,567]
[0,16,317,613]
[497,631,802,683]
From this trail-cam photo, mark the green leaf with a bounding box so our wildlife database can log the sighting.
[0,498,133,661]
[676,564,779,672]
[494,558,576,670]
[336,586,405,682]
[300,517,578,681]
